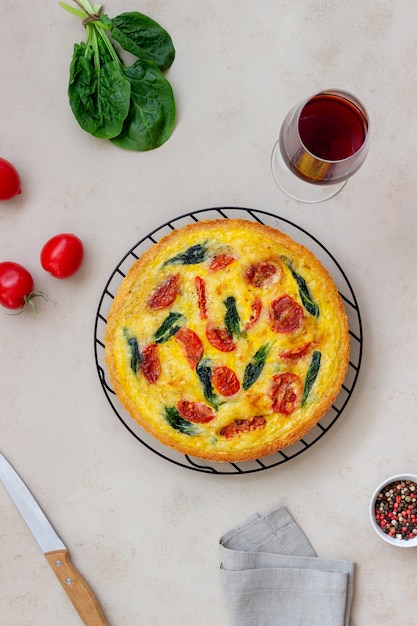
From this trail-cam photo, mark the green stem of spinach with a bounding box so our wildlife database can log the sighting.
[59,2,87,18]
[60,0,101,19]
[93,22,119,63]
[61,0,117,68]
[73,0,99,17]
[60,1,129,67]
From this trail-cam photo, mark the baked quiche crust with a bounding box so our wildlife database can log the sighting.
[105,219,349,462]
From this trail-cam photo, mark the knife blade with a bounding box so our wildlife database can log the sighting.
[0,452,110,626]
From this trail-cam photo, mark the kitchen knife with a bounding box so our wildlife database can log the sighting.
[0,451,110,626]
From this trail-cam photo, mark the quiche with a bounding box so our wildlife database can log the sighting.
[105,219,349,462]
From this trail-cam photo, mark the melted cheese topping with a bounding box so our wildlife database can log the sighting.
[105,220,349,462]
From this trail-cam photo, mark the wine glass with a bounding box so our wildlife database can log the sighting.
[271,89,370,203]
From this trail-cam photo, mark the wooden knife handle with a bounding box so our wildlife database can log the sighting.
[45,549,110,626]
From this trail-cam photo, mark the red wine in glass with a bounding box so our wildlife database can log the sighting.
[272,90,370,203]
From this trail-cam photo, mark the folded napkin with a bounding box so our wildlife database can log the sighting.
[219,505,355,626]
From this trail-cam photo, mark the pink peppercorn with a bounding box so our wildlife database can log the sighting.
[374,479,417,541]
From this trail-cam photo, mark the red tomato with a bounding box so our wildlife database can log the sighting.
[206,322,236,352]
[270,295,304,333]
[0,158,21,200]
[148,274,180,309]
[0,262,33,310]
[141,344,161,383]
[211,365,240,396]
[245,262,277,287]
[280,342,311,360]
[270,372,302,415]
[195,276,208,319]
[245,296,262,330]
[220,416,266,439]
[175,327,203,369]
[209,254,235,272]
[40,233,84,279]
[177,400,215,423]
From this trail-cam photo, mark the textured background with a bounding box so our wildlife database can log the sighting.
[1,1,417,624]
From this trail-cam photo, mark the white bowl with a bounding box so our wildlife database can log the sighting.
[369,474,417,547]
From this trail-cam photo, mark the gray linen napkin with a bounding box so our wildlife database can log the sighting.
[219,505,355,626]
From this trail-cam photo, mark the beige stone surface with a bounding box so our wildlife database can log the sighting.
[1,1,416,624]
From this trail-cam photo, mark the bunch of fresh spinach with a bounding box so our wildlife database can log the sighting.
[60,1,176,150]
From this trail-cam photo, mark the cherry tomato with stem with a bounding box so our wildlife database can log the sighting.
[40,233,84,279]
[0,158,21,200]
[0,262,48,315]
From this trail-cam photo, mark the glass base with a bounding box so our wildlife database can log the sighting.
[271,140,347,203]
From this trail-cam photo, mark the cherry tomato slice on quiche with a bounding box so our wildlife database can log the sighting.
[220,415,266,439]
[270,372,302,415]
[208,254,236,272]
[245,296,262,330]
[245,262,278,288]
[175,327,203,369]
[177,400,216,423]
[211,365,240,396]
[141,343,161,383]
[195,276,208,319]
[280,342,312,361]
[148,273,180,309]
[206,322,236,352]
[270,294,304,333]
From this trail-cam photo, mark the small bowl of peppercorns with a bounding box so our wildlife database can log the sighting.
[369,474,417,547]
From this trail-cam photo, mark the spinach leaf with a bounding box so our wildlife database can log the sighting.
[286,261,320,317]
[163,243,209,266]
[164,406,199,436]
[243,343,272,390]
[110,58,176,151]
[224,296,246,339]
[68,37,131,139]
[127,337,141,373]
[154,312,184,343]
[302,350,321,406]
[101,12,175,72]
[123,328,142,373]
[196,360,222,409]
[96,27,114,64]
[61,1,177,151]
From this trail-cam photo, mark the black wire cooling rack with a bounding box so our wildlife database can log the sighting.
[94,207,363,475]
